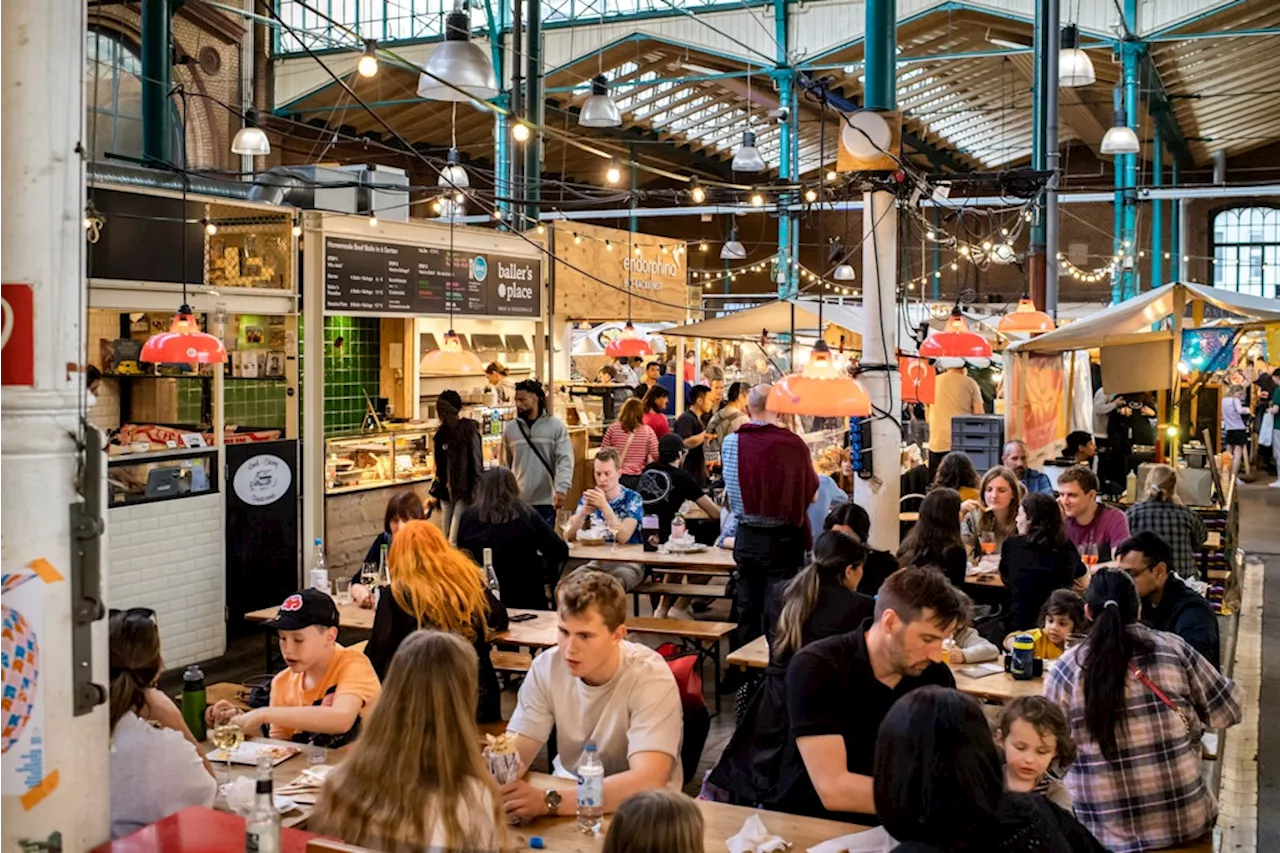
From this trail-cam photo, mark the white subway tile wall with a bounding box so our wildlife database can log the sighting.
[107,493,225,667]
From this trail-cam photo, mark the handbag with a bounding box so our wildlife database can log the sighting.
[1260,410,1275,447]
[1129,663,1192,732]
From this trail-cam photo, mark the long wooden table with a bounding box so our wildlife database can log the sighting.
[204,738,347,829]
[522,772,867,852]
[568,541,736,570]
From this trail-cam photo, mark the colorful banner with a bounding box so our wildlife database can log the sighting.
[899,355,936,404]
[1180,328,1236,373]
[1007,352,1066,459]
[1266,323,1280,364]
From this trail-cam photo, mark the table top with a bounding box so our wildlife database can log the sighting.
[245,602,375,631]
[523,773,867,852]
[568,541,736,569]
[203,738,346,829]
[95,806,324,853]
[493,609,560,648]
[964,570,1005,588]
[727,635,769,670]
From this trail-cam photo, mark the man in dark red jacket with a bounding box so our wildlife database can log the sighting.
[722,384,819,648]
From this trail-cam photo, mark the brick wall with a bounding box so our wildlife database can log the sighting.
[107,493,226,667]
[323,483,434,579]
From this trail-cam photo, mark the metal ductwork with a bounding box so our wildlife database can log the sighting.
[246,165,323,207]
[247,164,409,220]
[87,162,254,199]
[1213,150,1227,185]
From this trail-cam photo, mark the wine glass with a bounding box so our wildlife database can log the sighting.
[211,722,244,787]
[607,524,622,550]
[979,532,996,557]
[360,561,379,591]
[1079,542,1099,569]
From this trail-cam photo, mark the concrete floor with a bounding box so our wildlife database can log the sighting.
[1240,479,1280,851]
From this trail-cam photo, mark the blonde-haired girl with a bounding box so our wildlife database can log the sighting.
[366,520,509,722]
[313,630,511,853]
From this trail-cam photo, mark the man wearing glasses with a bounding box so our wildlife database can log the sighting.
[1116,531,1220,669]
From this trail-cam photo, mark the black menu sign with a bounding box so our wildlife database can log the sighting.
[324,237,541,318]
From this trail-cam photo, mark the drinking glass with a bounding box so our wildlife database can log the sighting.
[210,722,244,788]
[979,532,996,556]
[334,577,352,606]
[1063,634,1087,652]
[360,562,379,590]
[307,742,326,766]
[607,525,622,550]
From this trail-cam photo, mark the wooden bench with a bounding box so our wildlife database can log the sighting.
[626,616,736,715]
[644,565,732,577]
[633,582,728,598]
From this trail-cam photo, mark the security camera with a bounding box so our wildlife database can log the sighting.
[768,107,790,123]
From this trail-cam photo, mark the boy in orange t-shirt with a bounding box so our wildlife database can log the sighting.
[209,589,380,748]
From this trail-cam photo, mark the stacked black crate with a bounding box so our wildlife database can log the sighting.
[950,415,1005,472]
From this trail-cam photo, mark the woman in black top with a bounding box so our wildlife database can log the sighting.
[456,467,568,610]
[365,520,508,722]
[897,488,968,586]
[823,502,899,596]
[350,490,425,607]
[875,686,1106,853]
[707,532,873,805]
[1000,492,1086,633]
[428,389,484,544]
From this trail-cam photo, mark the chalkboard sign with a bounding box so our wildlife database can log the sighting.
[324,236,540,318]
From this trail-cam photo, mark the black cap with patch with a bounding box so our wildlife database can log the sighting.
[263,588,340,631]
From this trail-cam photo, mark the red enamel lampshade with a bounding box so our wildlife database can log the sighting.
[139,307,228,364]
[997,297,1056,333]
[767,340,871,417]
[420,329,485,375]
[919,307,993,360]
[604,322,652,358]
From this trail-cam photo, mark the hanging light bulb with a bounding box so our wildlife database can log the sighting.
[604,239,613,252]
[605,159,622,185]
[204,220,218,236]
[357,38,380,78]
[804,188,818,203]
[536,223,546,235]
[732,130,767,172]
[292,224,302,237]
[604,321,652,357]
[690,179,706,204]
[825,169,838,182]
[140,306,228,366]
[573,233,583,245]
[579,73,622,127]
[1059,24,1096,87]
[438,149,469,189]
[420,329,485,375]
[991,243,1017,264]
[417,6,499,101]
[368,215,379,227]
[919,306,994,361]
[767,340,871,417]
[1101,86,1140,156]
[511,121,531,142]
[721,225,746,260]
[699,241,709,253]
[231,120,271,157]
[998,296,1056,333]
[833,263,856,281]
[749,190,765,208]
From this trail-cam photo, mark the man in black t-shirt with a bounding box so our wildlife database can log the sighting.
[673,384,714,486]
[771,566,962,823]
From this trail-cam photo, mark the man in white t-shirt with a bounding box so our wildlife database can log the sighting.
[499,571,683,820]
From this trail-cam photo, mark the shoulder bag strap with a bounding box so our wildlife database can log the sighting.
[516,417,557,480]
[1129,663,1192,731]
[620,428,638,466]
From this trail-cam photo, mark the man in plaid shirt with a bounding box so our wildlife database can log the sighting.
[1044,571,1241,853]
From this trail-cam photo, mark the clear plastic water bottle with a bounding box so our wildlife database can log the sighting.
[483,548,501,600]
[576,741,605,834]
[309,538,330,594]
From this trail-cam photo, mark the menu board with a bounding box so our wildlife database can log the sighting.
[324,237,541,318]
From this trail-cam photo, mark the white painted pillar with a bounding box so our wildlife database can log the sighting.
[2,0,111,848]
[854,189,902,552]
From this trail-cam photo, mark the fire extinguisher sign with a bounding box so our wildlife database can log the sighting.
[1,283,35,387]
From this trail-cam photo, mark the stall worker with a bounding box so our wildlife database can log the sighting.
[484,362,516,406]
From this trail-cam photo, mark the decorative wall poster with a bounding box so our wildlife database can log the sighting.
[2,560,64,809]
[1180,328,1235,373]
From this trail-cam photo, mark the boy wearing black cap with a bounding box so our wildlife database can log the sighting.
[208,589,381,748]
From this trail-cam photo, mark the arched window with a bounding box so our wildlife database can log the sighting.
[86,28,144,161]
[1212,206,1280,299]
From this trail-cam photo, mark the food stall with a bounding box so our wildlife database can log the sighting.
[300,212,557,575]
[87,181,300,665]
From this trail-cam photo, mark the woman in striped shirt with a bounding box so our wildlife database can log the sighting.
[601,397,658,490]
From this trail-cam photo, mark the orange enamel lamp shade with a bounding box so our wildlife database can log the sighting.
[997,297,1056,333]
[604,322,653,358]
[139,307,228,364]
[767,341,871,417]
[918,308,993,360]
[420,329,486,375]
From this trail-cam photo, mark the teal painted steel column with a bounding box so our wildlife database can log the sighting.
[1152,123,1164,289]
[1119,0,1140,300]
[141,0,173,165]
[523,0,542,230]
[774,0,796,298]
[865,0,896,110]
[1112,85,1123,302]
[1170,160,1181,278]
[1028,0,1047,289]
[488,0,511,224]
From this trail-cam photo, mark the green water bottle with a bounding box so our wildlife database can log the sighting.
[182,664,207,741]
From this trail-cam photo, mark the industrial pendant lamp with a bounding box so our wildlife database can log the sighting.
[231,112,271,157]
[720,225,746,260]
[833,263,856,281]
[732,131,767,172]
[144,85,227,367]
[357,39,380,78]
[420,217,485,375]
[606,234,653,358]
[768,96,869,418]
[579,74,622,128]
[1058,24,1096,88]
[417,3,499,102]
[998,296,1056,333]
[439,149,469,188]
[918,305,994,362]
[1100,86,1140,156]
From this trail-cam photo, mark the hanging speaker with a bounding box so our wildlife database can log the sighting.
[837,110,903,172]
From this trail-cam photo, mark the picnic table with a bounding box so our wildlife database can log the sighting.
[567,542,735,571]
[93,806,325,853]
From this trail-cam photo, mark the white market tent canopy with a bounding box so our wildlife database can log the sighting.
[1006,283,1280,355]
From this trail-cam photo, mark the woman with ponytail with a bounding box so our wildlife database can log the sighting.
[108,608,216,838]
[706,531,872,805]
[1043,569,1242,853]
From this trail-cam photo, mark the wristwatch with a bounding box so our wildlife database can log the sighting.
[543,788,562,815]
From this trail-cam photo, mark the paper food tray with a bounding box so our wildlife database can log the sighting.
[210,742,300,766]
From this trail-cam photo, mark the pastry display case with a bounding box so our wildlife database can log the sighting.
[324,427,433,494]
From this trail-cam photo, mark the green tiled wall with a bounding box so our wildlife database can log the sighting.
[177,381,202,424]
[322,316,380,436]
[226,380,286,428]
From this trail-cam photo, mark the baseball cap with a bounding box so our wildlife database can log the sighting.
[264,589,340,631]
[658,433,686,464]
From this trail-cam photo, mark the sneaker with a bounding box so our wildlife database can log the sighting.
[668,605,696,622]
[1271,480,1280,488]
[653,605,670,619]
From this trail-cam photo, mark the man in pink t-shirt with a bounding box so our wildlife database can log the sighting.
[1057,465,1130,563]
